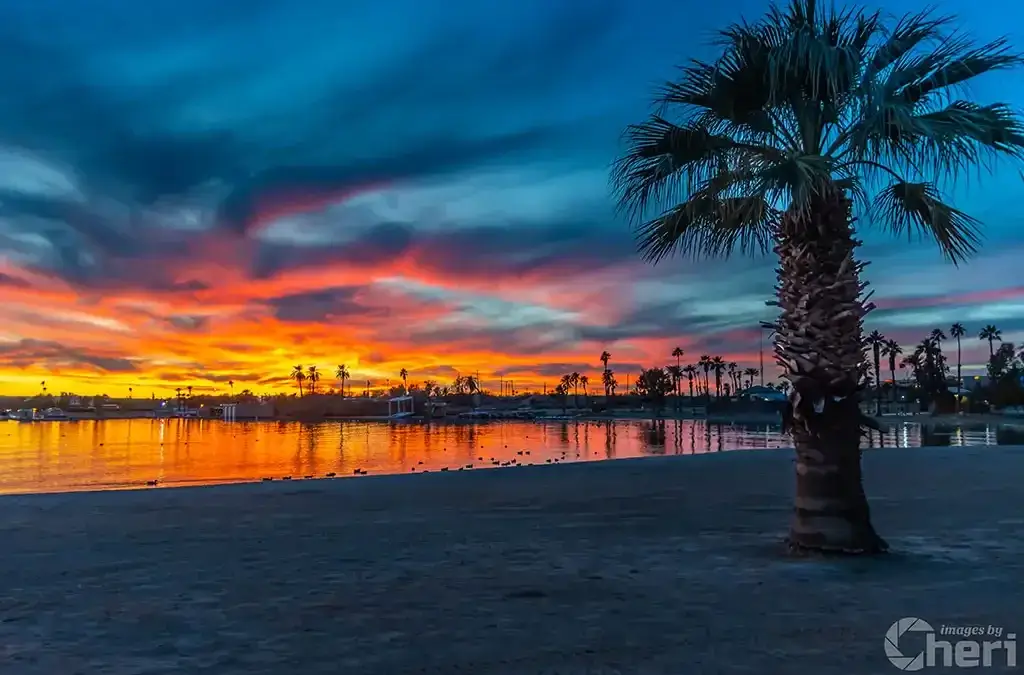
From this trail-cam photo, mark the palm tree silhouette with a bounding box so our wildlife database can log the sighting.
[228,380,234,398]
[682,364,698,399]
[742,368,760,390]
[711,356,726,397]
[291,365,306,397]
[399,368,409,393]
[882,339,902,403]
[306,366,320,395]
[866,330,886,415]
[697,355,712,398]
[949,323,966,401]
[601,369,617,396]
[727,362,739,393]
[979,325,1002,359]
[666,365,682,409]
[600,351,612,396]
[671,346,684,398]
[335,365,350,397]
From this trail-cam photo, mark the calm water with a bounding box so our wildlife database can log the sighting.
[0,418,1021,495]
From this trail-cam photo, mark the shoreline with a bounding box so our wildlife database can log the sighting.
[2,445,1021,673]
[10,410,1024,427]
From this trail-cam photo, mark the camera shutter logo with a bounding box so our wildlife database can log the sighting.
[885,617,934,671]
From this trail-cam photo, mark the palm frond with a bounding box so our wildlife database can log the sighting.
[635,195,780,263]
[916,102,1024,157]
[873,181,981,264]
[898,38,1023,104]
[863,9,951,82]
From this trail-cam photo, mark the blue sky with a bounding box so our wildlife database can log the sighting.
[0,0,1021,394]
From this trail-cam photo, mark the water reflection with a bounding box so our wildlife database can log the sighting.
[0,418,1018,495]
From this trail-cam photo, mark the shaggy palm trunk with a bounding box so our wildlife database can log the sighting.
[774,188,887,555]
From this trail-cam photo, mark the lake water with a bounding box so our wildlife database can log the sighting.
[0,418,1021,495]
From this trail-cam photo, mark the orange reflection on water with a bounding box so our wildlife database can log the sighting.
[0,418,1008,495]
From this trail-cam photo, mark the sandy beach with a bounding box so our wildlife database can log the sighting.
[2,446,1022,674]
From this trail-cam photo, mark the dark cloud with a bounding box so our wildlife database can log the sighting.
[0,339,137,373]
[250,223,413,279]
[164,315,210,332]
[266,286,385,323]
[0,272,31,288]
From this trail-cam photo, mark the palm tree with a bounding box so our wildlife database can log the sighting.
[711,356,726,397]
[727,362,739,393]
[399,368,409,393]
[335,364,350,397]
[227,380,234,399]
[671,346,684,398]
[600,350,612,395]
[742,367,760,390]
[949,323,966,402]
[866,330,885,416]
[979,325,1002,358]
[882,339,902,402]
[666,365,683,409]
[697,355,712,397]
[306,366,320,395]
[612,0,1024,554]
[291,365,305,397]
[682,364,698,399]
[602,369,617,396]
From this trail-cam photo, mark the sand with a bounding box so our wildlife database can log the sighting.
[1,446,1022,674]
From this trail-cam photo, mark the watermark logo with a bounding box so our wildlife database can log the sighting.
[885,617,1016,670]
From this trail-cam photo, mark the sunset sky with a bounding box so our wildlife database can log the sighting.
[1,0,1023,397]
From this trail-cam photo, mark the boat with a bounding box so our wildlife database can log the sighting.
[42,407,69,420]
[14,408,44,422]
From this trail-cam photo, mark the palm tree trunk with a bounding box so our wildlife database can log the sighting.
[956,338,962,409]
[775,187,886,555]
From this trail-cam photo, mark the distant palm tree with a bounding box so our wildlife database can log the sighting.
[682,364,698,398]
[187,385,193,400]
[882,339,902,403]
[742,368,760,390]
[671,346,684,398]
[697,355,712,397]
[979,325,1002,358]
[399,368,409,393]
[711,356,726,397]
[306,366,320,394]
[291,365,305,397]
[227,380,234,398]
[335,364,350,397]
[949,323,966,401]
[866,330,886,416]
[580,374,590,401]
[666,365,683,409]
[727,362,739,392]
[600,351,612,396]
[601,369,617,396]
[128,387,133,399]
